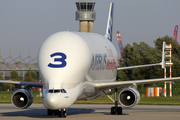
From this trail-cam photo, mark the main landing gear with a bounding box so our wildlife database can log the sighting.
[47,109,67,118]
[111,88,122,115]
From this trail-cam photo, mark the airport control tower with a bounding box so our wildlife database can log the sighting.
[75,0,95,33]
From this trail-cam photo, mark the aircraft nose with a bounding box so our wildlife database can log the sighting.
[44,93,59,109]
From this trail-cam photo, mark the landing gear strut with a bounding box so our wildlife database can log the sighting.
[111,88,122,115]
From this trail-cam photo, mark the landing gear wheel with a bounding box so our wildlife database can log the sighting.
[58,110,62,118]
[58,109,67,118]
[117,107,122,115]
[110,88,123,115]
[47,109,53,115]
[111,107,116,114]
[62,111,67,118]
[111,107,122,115]
[54,110,59,115]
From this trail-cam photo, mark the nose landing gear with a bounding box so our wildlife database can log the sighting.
[59,109,67,118]
[47,109,67,118]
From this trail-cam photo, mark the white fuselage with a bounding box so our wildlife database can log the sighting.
[37,31,119,109]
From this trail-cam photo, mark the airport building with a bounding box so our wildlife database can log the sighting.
[75,0,96,32]
[0,53,38,80]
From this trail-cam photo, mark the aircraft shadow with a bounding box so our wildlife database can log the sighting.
[0,108,95,118]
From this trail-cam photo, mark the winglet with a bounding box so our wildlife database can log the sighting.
[161,41,166,69]
[105,2,114,42]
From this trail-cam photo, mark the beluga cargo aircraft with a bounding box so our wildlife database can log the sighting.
[0,2,180,118]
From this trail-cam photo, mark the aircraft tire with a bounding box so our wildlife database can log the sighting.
[58,111,62,117]
[58,110,67,118]
[111,107,116,114]
[63,111,67,118]
[117,107,122,115]
[54,110,59,115]
[47,109,53,115]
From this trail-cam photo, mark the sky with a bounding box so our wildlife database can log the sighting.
[0,0,180,62]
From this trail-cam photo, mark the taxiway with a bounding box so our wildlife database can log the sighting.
[0,104,180,120]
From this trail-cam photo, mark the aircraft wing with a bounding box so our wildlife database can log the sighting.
[117,42,166,70]
[0,80,43,88]
[117,63,162,70]
[93,77,180,91]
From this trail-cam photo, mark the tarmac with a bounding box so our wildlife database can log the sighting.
[0,104,180,120]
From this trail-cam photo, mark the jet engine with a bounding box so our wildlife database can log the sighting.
[119,88,140,107]
[11,89,33,109]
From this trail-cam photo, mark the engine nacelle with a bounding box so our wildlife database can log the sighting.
[11,89,33,109]
[119,88,140,107]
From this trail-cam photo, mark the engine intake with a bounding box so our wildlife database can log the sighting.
[119,88,140,107]
[11,89,33,109]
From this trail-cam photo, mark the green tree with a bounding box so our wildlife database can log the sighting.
[24,76,35,82]
[0,74,13,90]
[154,35,180,59]
[154,35,180,77]
[37,74,41,82]
[15,61,22,64]
[118,42,163,81]
[25,69,37,80]
[0,61,5,64]
[119,35,180,83]
[11,70,20,80]
[0,74,4,80]
[0,74,4,89]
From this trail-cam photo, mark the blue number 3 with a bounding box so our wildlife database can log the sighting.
[48,52,67,68]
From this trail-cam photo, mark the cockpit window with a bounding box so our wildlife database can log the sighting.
[48,89,53,93]
[54,90,60,93]
[48,89,67,93]
[60,89,67,93]
[63,89,67,93]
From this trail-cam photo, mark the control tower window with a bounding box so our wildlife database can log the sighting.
[76,2,95,11]
[76,3,80,10]
[87,3,93,11]
[81,3,86,11]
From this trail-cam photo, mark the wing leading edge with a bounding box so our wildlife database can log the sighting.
[0,80,43,88]
[93,77,180,91]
